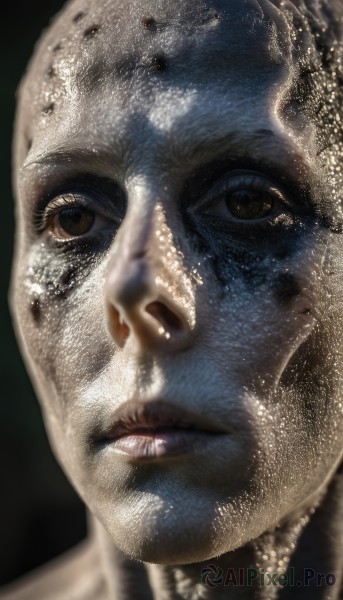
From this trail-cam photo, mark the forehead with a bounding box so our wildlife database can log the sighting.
[15,0,343,188]
[18,0,295,151]
[29,0,292,81]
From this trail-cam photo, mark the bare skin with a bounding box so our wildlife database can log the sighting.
[3,0,343,598]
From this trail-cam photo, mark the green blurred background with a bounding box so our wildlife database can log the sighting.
[1,1,86,587]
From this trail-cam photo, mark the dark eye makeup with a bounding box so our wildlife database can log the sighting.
[197,171,291,224]
[38,193,105,240]
[184,170,297,235]
[33,175,126,243]
[32,165,308,246]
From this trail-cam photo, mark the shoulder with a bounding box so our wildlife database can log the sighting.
[0,539,107,600]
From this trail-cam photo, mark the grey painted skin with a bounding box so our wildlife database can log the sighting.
[3,0,343,597]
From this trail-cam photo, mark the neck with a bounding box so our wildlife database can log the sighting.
[88,469,343,600]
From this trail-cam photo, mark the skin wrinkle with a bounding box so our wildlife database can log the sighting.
[5,0,343,599]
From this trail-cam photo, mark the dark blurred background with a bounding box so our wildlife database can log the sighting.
[1,2,87,588]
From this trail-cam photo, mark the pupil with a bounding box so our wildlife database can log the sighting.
[226,190,273,219]
[58,207,94,236]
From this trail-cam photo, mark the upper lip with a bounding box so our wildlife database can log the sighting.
[103,399,229,440]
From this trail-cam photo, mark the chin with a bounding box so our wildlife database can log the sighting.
[95,492,260,565]
[116,531,222,566]
[113,519,255,565]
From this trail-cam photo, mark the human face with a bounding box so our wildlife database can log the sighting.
[11,0,343,564]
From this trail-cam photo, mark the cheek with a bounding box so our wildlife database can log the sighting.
[200,239,343,498]
[14,247,113,402]
[201,266,317,393]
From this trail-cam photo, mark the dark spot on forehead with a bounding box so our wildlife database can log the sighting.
[73,11,85,23]
[83,24,101,39]
[42,102,55,116]
[150,54,168,72]
[25,136,32,153]
[30,296,41,323]
[274,272,301,305]
[52,42,62,53]
[142,16,156,29]
[47,65,55,78]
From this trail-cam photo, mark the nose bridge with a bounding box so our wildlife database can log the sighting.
[107,193,158,308]
[104,187,197,352]
[116,190,157,261]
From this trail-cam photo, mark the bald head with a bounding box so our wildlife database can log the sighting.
[14,0,343,172]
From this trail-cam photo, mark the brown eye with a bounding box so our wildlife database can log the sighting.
[52,206,95,238]
[225,189,274,220]
[197,172,289,224]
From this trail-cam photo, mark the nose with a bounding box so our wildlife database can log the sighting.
[104,202,194,353]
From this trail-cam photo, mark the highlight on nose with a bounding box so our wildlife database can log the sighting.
[104,253,192,351]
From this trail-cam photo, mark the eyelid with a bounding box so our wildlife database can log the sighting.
[45,193,87,212]
[197,170,291,212]
[35,193,87,232]
[34,189,123,233]
[32,172,126,224]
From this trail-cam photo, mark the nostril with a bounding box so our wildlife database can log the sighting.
[109,305,130,347]
[145,301,184,332]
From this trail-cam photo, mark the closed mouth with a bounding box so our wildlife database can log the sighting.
[101,399,229,460]
[104,399,229,440]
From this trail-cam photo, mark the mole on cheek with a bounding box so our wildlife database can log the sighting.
[30,296,42,324]
[273,272,301,305]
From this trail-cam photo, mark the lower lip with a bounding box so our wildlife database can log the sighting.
[105,430,223,461]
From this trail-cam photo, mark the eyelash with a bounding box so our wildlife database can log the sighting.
[33,175,127,236]
[194,171,293,225]
[35,194,88,233]
[33,170,296,248]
